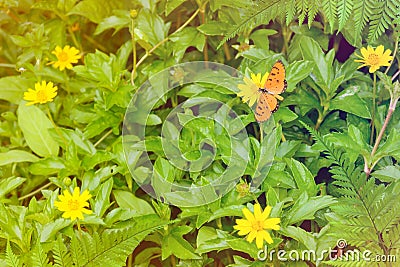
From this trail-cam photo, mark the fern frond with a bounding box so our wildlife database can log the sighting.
[6,241,20,267]
[296,0,308,25]
[68,215,166,267]
[307,0,320,27]
[337,0,353,31]
[31,242,51,267]
[70,234,84,267]
[217,0,281,48]
[302,121,399,257]
[286,0,297,25]
[322,0,337,30]
[368,0,400,41]
[353,0,375,44]
[53,235,73,267]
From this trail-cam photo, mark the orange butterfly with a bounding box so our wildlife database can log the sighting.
[255,60,287,122]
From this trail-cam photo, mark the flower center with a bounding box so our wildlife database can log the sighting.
[36,90,48,102]
[367,54,379,65]
[252,220,264,231]
[58,51,69,62]
[68,199,80,210]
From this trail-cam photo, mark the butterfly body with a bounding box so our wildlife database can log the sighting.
[255,60,287,122]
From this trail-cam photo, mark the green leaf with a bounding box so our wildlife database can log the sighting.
[284,193,336,225]
[162,226,201,260]
[273,107,298,123]
[286,60,314,92]
[18,104,59,157]
[113,190,155,216]
[94,11,130,35]
[197,21,230,36]
[0,150,39,166]
[249,29,277,50]
[53,235,73,267]
[0,76,35,104]
[374,128,400,160]
[29,157,65,175]
[280,226,316,251]
[6,241,20,267]
[31,241,51,267]
[93,179,113,218]
[299,36,332,93]
[0,177,25,199]
[330,88,371,118]
[373,165,400,182]
[170,27,205,61]
[0,203,23,242]
[68,0,124,23]
[40,218,71,243]
[337,0,353,31]
[286,158,318,196]
[136,9,170,47]
[72,214,166,266]
[165,0,186,15]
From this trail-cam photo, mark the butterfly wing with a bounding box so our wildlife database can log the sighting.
[264,60,287,95]
[255,93,278,122]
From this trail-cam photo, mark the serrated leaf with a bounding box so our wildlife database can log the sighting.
[0,177,26,198]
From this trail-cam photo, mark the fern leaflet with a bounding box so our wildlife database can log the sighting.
[217,0,281,48]
[53,236,73,267]
[322,0,337,30]
[5,241,20,267]
[368,0,400,41]
[337,0,353,31]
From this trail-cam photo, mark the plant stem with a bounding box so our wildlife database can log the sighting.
[199,5,208,62]
[384,35,398,75]
[94,129,113,147]
[18,182,52,201]
[67,27,82,53]
[366,96,399,176]
[370,73,377,145]
[392,69,400,81]
[0,63,16,68]
[259,122,264,142]
[371,98,398,158]
[130,18,137,86]
[223,42,232,61]
[82,33,107,52]
[131,9,200,79]
[127,254,133,267]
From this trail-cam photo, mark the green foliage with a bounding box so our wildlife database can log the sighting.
[0,0,398,266]
[220,0,400,46]
[304,122,400,263]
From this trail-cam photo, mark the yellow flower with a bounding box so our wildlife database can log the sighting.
[237,72,269,106]
[23,81,57,106]
[233,203,280,249]
[50,45,81,71]
[54,187,93,220]
[354,45,393,73]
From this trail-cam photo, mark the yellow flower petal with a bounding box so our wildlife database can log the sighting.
[242,207,255,222]
[237,71,268,107]
[23,81,58,106]
[354,45,393,73]
[50,45,81,71]
[54,187,93,221]
[233,204,280,249]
